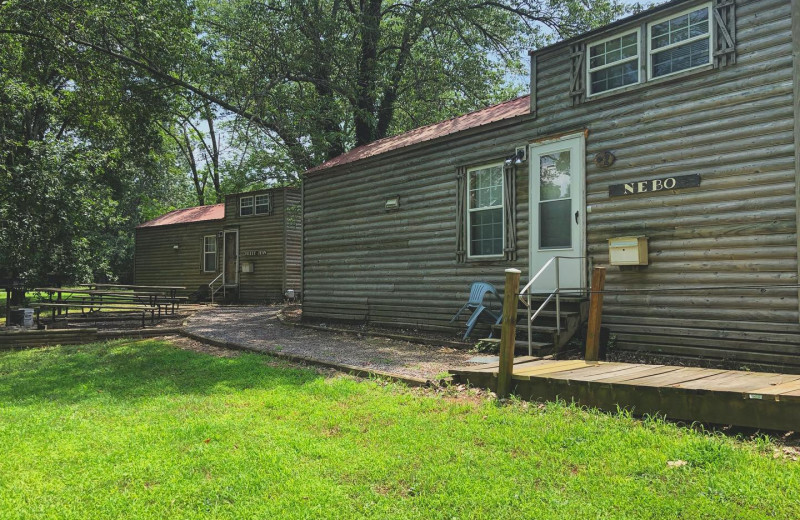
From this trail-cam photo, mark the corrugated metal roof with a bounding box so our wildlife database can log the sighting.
[306,94,531,174]
[137,203,225,228]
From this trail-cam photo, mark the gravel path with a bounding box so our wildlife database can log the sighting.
[184,306,475,381]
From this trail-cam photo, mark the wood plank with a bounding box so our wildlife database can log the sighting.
[551,363,663,383]
[455,356,542,374]
[776,386,800,397]
[513,360,595,375]
[595,366,681,383]
[623,367,728,388]
[675,371,796,392]
[538,363,641,382]
[750,378,800,395]
[512,360,595,379]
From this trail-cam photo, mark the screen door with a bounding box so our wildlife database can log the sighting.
[529,134,586,293]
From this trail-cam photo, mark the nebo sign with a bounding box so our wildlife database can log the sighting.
[609,174,700,197]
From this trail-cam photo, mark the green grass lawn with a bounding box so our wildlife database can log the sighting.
[0,340,798,519]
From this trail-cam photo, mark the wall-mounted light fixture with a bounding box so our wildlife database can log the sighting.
[514,146,527,164]
[385,196,400,211]
[505,146,527,165]
[173,244,180,250]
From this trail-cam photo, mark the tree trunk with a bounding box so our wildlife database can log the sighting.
[353,0,383,147]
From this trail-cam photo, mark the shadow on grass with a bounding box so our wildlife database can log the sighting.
[0,339,322,405]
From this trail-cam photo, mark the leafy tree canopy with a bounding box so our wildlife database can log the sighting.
[0,0,630,286]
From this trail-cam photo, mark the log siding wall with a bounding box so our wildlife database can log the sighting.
[135,187,300,302]
[135,220,224,296]
[303,0,800,370]
[284,188,303,295]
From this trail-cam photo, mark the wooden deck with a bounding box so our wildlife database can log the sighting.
[450,357,800,431]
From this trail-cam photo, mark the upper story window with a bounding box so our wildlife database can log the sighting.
[255,194,270,215]
[467,164,504,258]
[587,30,640,96]
[648,4,711,79]
[240,196,254,216]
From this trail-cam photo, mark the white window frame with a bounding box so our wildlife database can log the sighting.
[239,195,254,216]
[203,235,217,272]
[647,3,713,81]
[586,28,641,97]
[466,162,505,260]
[255,193,271,215]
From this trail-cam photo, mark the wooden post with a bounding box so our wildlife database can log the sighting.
[585,266,607,362]
[497,268,521,399]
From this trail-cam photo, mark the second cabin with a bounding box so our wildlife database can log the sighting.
[135,186,301,302]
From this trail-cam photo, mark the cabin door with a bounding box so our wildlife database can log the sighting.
[223,230,238,285]
[528,134,586,293]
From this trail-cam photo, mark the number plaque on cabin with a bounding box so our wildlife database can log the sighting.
[242,250,268,256]
[608,174,700,197]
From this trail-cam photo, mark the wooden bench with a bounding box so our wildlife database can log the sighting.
[35,303,159,327]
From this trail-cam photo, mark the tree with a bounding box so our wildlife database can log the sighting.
[199,0,627,165]
[2,0,628,177]
[160,99,223,205]
[0,4,191,287]
[0,0,630,286]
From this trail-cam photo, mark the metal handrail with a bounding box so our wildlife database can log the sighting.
[518,256,587,356]
[209,272,224,304]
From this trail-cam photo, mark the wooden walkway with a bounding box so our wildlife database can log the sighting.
[450,357,800,431]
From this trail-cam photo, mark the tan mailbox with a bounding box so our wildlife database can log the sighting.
[241,261,254,273]
[608,236,648,266]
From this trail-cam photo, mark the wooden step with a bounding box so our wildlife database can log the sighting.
[515,310,580,321]
[519,295,588,304]
[492,323,559,335]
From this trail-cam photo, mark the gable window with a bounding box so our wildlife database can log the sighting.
[467,164,504,258]
[240,196,254,216]
[203,236,216,272]
[255,194,270,215]
[648,4,711,79]
[587,30,640,95]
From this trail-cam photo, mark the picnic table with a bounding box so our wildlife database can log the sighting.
[80,283,185,300]
[34,286,186,318]
[34,302,158,327]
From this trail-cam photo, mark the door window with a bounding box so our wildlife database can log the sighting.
[538,150,572,249]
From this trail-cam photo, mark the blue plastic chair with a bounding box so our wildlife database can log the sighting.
[449,282,503,339]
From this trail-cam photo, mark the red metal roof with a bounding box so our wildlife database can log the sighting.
[306,94,531,174]
[137,203,225,228]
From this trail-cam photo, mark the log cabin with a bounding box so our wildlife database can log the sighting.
[302,0,800,371]
[135,186,301,302]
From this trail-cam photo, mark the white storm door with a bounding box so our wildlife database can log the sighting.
[529,134,586,293]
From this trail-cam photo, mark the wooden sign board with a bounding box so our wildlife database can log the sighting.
[609,174,700,197]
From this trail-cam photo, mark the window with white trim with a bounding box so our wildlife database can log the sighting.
[239,195,254,216]
[648,4,712,79]
[255,194,270,214]
[203,236,216,272]
[467,164,504,258]
[587,30,640,96]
